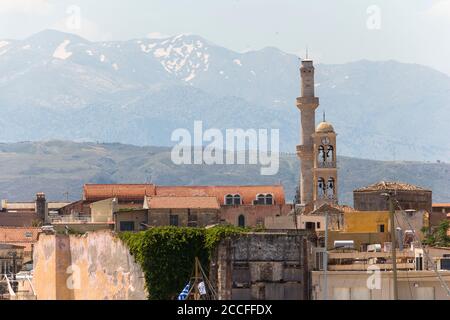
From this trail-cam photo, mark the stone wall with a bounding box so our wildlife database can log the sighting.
[212,232,311,300]
[33,231,147,300]
[354,190,432,213]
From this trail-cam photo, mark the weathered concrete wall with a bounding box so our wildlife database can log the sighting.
[311,270,450,300]
[33,231,147,300]
[213,232,311,300]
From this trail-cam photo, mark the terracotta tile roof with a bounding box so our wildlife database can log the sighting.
[83,184,286,206]
[156,185,285,205]
[147,196,220,209]
[308,203,347,215]
[0,227,40,252]
[83,184,156,202]
[434,203,450,208]
[354,181,430,192]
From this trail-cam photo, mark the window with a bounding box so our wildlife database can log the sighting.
[315,251,324,271]
[316,222,321,229]
[188,212,198,227]
[305,222,316,230]
[238,215,245,227]
[226,194,242,205]
[255,194,274,205]
[225,194,234,205]
[120,221,134,232]
[257,194,266,205]
[416,256,424,271]
[378,224,385,233]
[169,215,179,226]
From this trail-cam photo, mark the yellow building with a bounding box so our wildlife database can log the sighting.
[343,211,390,233]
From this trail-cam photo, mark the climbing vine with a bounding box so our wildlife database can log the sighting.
[119,225,249,300]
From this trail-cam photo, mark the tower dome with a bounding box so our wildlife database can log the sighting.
[316,121,335,133]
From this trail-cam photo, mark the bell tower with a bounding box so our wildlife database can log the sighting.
[312,115,338,207]
[296,59,319,208]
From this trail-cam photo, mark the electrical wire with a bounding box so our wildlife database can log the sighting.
[393,211,414,299]
[392,198,450,298]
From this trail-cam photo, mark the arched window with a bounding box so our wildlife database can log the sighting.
[318,145,326,164]
[225,194,234,205]
[255,194,274,205]
[238,215,246,227]
[327,178,335,199]
[326,146,334,162]
[265,194,273,205]
[318,178,326,198]
[233,194,242,205]
[257,194,266,205]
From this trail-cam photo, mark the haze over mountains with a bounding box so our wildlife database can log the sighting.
[1,141,449,205]
[0,30,449,161]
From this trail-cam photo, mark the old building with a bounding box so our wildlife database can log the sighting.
[54,184,292,230]
[431,203,450,227]
[353,181,432,213]
[0,193,69,227]
[0,227,40,264]
[296,58,338,214]
[311,270,450,300]
[144,196,220,228]
[0,244,24,277]
[211,232,313,300]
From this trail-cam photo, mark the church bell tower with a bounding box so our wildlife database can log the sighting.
[312,115,338,207]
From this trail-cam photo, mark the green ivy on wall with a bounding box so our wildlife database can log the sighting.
[119,225,249,300]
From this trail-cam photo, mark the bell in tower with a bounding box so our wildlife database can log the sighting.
[312,113,338,208]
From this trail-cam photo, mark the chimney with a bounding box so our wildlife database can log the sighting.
[35,193,48,222]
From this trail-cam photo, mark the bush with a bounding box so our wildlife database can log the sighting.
[119,225,248,300]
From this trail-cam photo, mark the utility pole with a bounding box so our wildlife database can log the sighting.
[194,257,200,300]
[388,193,399,300]
[323,211,329,300]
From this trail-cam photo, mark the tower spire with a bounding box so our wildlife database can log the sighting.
[323,111,326,122]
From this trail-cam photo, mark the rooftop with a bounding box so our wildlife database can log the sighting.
[83,184,286,205]
[316,121,335,133]
[433,203,450,208]
[146,196,220,210]
[354,181,430,192]
[0,227,41,252]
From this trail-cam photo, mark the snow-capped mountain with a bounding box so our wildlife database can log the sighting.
[0,30,449,161]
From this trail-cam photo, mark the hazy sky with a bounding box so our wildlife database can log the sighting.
[1,0,449,74]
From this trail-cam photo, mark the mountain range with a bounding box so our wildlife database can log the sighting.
[0,141,449,205]
[0,30,449,161]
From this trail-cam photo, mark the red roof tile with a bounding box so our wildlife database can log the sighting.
[354,181,430,192]
[0,227,40,252]
[83,184,286,206]
[156,185,285,205]
[83,184,156,202]
[434,203,450,208]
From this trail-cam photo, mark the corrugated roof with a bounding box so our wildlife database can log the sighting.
[354,181,430,192]
[147,196,220,209]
